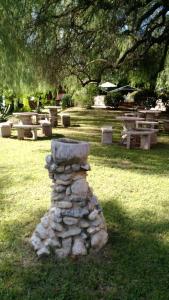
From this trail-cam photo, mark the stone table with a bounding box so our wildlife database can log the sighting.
[44,106,61,127]
[30,138,108,258]
[138,110,161,121]
[116,116,145,144]
[116,116,145,130]
[13,112,38,137]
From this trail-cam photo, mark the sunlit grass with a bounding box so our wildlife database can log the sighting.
[0,108,169,300]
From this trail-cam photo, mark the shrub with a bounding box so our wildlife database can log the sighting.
[61,94,73,109]
[73,85,98,108]
[104,92,123,108]
[133,89,157,107]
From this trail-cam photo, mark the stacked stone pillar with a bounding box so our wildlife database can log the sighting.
[30,138,108,258]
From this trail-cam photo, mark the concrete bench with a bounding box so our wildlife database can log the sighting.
[126,130,153,150]
[101,126,113,144]
[13,124,41,140]
[0,122,11,137]
[136,120,159,129]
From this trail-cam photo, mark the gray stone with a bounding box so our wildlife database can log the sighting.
[35,223,49,239]
[72,237,87,256]
[80,163,91,171]
[66,186,71,196]
[48,228,56,239]
[61,208,89,218]
[51,222,64,232]
[65,165,72,173]
[49,163,57,172]
[69,195,85,202]
[54,185,66,193]
[58,173,73,181]
[90,216,103,227]
[56,165,65,173]
[57,227,81,238]
[72,164,80,171]
[30,234,43,250]
[63,217,79,225]
[88,209,99,221]
[71,179,89,196]
[55,201,72,209]
[91,230,108,250]
[50,207,62,223]
[44,238,61,248]
[87,226,101,234]
[41,216,49,228]
[46,154,53,165]
[51,138,90,164]
[79,219,90,228]
[55,237,72,258]
[62,237,72,251]
[37,247,50,257]
[55,179,72,186]
[51,192,65,201]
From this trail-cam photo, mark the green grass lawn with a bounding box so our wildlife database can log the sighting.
[1,108,169,300]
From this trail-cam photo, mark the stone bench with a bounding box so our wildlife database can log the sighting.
[126,130,153,150]
[0,122,11,137]
[39,120,52,137]
[13,124,41,140]
[61,114,71,128]
[101,126,113,144]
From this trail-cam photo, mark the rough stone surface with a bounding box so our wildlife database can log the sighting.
[72,237,87,256]
[63,217,79,225]
[51,138,90,164]
[79,219,90,228]
[71,179,89,196]
[88,209,99,221]
[57,227,81,238]
[61,208,89,218]
[55,201,72,209]
[30,138,108,258]
[37,247,50,257]
[54,185,66,193]
[91,230,108,250]
[72,164,81,171]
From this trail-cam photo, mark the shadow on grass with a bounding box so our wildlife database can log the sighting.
[10,132,64,142]
[1,200,169,299]
[90,140,169,176]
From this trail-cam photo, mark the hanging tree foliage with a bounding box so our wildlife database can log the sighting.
[1,0,169,92]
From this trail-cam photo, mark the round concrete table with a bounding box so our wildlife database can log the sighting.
[13,112,38,137]
[138,110,161,121]
[44,106,61,127]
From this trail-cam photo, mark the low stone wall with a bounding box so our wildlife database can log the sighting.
[30,138,108,258]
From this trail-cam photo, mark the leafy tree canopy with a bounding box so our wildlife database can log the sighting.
[1,0,169,93]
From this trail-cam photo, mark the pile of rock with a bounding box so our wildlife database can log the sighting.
[30,138,108,258]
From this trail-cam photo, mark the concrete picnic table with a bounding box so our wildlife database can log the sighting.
[126,130,154,150]
[138,110,161,120]
[44,106,61,127]
[116,116,145,130]
[13,112,38,137]
[116,116,145,144]
[135,120,159,129]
